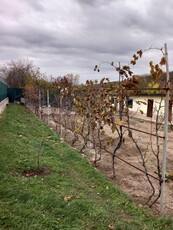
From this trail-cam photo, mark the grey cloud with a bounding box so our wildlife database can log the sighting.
[76,0,114,7]
[0,0,173,83]
[26,0,46,12]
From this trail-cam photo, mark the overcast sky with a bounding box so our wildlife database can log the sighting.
[0,0,173,83]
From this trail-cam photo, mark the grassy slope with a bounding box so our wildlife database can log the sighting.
[0,105,172,230]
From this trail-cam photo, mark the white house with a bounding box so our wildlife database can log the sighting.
[111,94,172,122]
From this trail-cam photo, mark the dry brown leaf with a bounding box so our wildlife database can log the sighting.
[108,224,115,230]
[88,161,94,165]
[160,57,166,65]
[117,119,124,126]
[90,185,96,188]
[139,110,144,115]
[64,196,73,202]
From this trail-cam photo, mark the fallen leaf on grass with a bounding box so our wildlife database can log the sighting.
[88,161,94,165]
[108,224,115,229]
[125,201,129,206]
[90,185,96,188]
[64,196,73,202]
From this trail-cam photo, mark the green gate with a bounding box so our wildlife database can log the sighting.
[7,88,23,103]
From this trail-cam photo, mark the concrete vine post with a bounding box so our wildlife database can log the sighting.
[38,89,41,119]
[59,96,63,136]
[87,100,93,152]
[160,43,170,214]
[47,89,50,125]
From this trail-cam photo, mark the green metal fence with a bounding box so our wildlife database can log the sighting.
[0,81,8,102]
[7,88,23,103]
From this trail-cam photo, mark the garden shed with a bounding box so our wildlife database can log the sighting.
[129,94,172,121]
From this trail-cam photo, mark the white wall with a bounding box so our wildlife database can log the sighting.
[0,98,9,114]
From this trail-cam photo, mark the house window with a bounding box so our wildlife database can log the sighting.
[127,98,133,108]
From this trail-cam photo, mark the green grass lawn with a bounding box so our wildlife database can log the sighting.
[0,104,172,230]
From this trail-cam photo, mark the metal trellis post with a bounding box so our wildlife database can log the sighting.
[160,43,170,214]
